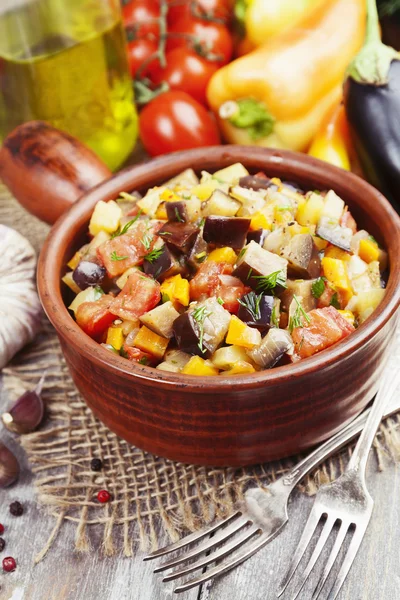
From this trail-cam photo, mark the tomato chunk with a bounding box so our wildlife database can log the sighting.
[110,271,161,321]
[291,306,355,360]
[75,295,115,341]
[123,345,155,366]
[216,280,251,314]
[189,261,233,301]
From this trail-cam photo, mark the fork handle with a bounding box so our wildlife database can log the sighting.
[347,369,400,475]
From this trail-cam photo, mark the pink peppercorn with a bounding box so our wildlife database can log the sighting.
[97,490,111,503]
[3,557,16,572]
[0,524,4,535]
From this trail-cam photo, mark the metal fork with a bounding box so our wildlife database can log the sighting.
[278,368,400,600]
[144,371,400,594]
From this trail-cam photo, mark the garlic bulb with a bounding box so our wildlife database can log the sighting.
[0,225,42,369]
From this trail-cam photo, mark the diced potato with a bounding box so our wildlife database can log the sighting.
[139,301,180,338]
[106,327,124,351]
[346,289,385,323]
[133,326,169,359]
[67,251,82,270]
[324,247,351,261]
[359,238,380,263]
[226,316,261,349]
[321,190,345,220]
[184,197,202,222]
[89,200,122,236]
[211,345,251,369]
[224,361,256,375]
[86,231,111,257]
[338,310,355,326]
[137,187,166,216]
[347,255,368,280]
[165,168,199,189]
[312,236,329,251]
[68,286,103,314]
[287,223,310,237]
[234,240,288,284]
[192,179,229,200]
[181,356,219,376]
[200,297,232,353]
[207,247,237,265]
[156,361,181,373]
[230,186,266,216]
[202,190,241,217]
[296,192,324,226]
[321,257,353,305]
[116,267,141,290]
[160,189,181,203]
[263,227,291,254]
[62,272,81,295]
[212,162,249,183]
[164,349,192,369]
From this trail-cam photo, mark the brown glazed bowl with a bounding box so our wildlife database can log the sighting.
[37,146,400,466]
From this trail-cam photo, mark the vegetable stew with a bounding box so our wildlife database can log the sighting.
[63,163,388,376]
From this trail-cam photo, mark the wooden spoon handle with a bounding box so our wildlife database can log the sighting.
[0,121,112,224]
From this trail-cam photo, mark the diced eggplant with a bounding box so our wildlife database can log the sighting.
[263,227,291,254]
[199,297,231,354]
[72,260,106,290]
[321,190,345,220]
[188,231,208,269]
[203,216,250,249]
[237,293,276,332]
[282,234,321,279]
[316,216,353,251]
[280,280,317,313]
[173,311,211,357]
[246,328,294,368]
[233,240,288,291]
[166,201,189,223]
[202,190,241,217]
[143,245,174,279]
[158,222,199,253]
[239,175,274,191]
[230,186,266,215]
[140,301,180,338]
[247,228,269,246]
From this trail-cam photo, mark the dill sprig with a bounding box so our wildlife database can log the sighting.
[253,270,287,293]
[192,305,212,354]
[141,231,153,251]
[111,210,142,238]
[238,292,262,321]
[288,295,311,333]
[110,251,128,261]
[144,247,164,263]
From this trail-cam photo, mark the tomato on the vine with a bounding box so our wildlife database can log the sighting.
[150,48,218,105]
[122,0,161,39]
[167,0,232,25]
[139,90,221,156]
[127,38,158,79]
[167,15,233,65]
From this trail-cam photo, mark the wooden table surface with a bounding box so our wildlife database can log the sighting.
[1,376,400,600]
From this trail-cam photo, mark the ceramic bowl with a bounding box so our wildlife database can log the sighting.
[37,146,400,466]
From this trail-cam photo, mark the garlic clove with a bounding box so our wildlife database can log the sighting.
[0,442,20,488]
[2,374,45,434]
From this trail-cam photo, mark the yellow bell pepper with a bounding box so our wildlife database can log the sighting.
[224,361,256,375]
[236,0,326,53]
[207,0,366,152]
[249,212,272,231]
[106,327,124,351]
[324,246,351,262]
[133,326,169,359]
[160,274,190,307]
[358,239,380,264]
[160,189,180,203]
[206,247,237,264]
[308,102,351,170]
[181,356,219,376]
[226,316,261,349]
[337,310,356,326]
[321,257,353,305]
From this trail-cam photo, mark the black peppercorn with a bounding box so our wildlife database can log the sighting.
[9,501,23,516]
[0,538,5,552]
[90,458,103,472]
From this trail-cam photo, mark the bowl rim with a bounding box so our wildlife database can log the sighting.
[37,146,400,392]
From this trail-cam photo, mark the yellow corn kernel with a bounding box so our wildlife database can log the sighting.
[226,316,261,349]
[89,200,122,236]
[250,212,272,231]
[133,326,169,359]
[321,257,353,305]
[224,361,256,375]
[313,236,329,251]
[207,247,237,265]
[358,238,380,263]
[324,246,351,261]
[155,202,168,220]
[106,327,124,351]
[160,189,180,203]
[338,310,355,326]
[67,251,82,270]
[160,274,190,307]
[181,356,219,376]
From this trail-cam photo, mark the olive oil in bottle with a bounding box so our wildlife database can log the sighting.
[0,0,138,171]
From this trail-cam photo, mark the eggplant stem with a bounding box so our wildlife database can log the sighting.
[365,0,382,45]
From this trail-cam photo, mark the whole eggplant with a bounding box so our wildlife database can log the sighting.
[344,0,400,212]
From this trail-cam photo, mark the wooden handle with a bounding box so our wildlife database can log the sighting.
[0,121,112,224]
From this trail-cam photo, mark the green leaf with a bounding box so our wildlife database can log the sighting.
[253,270,287,293]
[311,277,326,299]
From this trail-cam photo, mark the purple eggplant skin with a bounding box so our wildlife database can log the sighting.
[158,222,199,253]
[238,293,275,332]
[239,175,275,191]
[72,260,106,289]
[203,216,250,249]
[188,231,208,270]
[143,245,174,280]
[247,228,269,246]
[172,312,212,357]
[166,201,188,223]
[344,61,400,213]
[283,234,321,279]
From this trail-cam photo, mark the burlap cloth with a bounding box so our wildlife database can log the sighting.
[1,182,399,563]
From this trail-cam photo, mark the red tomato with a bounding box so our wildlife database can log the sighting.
[150,48,218,105]
[189,261,232,300]
[127,38,158,79]
[123,345,155,365]
[167,15,233,65]
[291,306,355,360]
[139,91,220,156]
[76,295,115,341]
[123,0,160,38]
[216,282,250,314]
[167,0,232,25]
[110,271,161,321]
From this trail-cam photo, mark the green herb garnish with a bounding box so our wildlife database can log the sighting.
[237,291,262,321]
[271,304,279,328]
[198,217,206,228]
[246,267,253,281]
[238,247,246,260]
[141,232,153,251]
[144,247,164,263]
[192,305,212,354]
[175,207,184,222]
[110,251,128,261]
[254,270,287,293]
[330,293,341,309]
[111,210,142,238]
[195,251,207,263]
[120,347,129,358]
[288,295,311,333]
[161,293,170,303]
[139,357,148,365]
[94,286,105,298]
[311,277,326,299]
[217,297,225,306]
